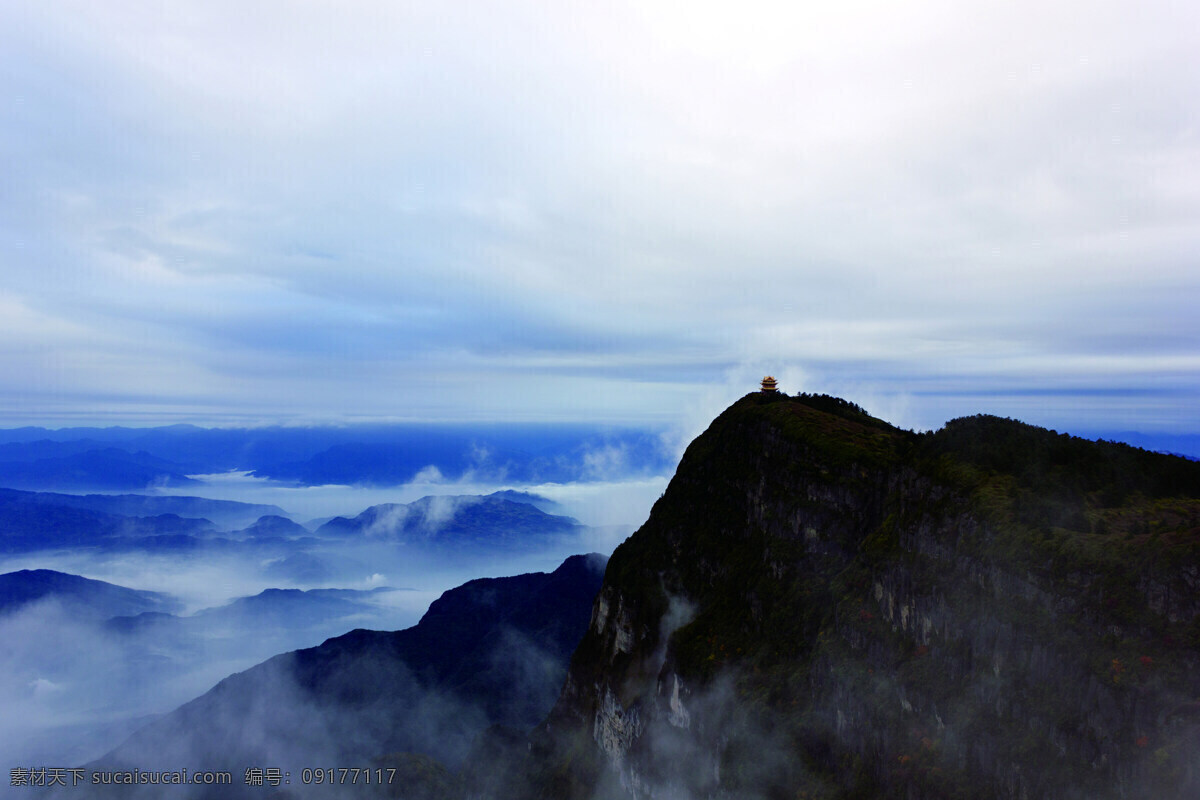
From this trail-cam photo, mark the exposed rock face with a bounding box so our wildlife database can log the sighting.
[518,393,1200,799]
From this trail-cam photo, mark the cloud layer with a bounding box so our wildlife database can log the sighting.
[2,1,1197,434]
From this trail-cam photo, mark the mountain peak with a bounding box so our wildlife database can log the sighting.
[510,394,1200,799]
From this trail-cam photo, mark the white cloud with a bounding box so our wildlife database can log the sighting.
[0,0,1196,432]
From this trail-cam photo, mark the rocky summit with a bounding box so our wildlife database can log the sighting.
[499,392,1200,799]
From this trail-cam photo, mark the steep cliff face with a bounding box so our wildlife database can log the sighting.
[519,393,1200,800]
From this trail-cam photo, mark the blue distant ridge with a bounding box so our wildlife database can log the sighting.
[0,569,183,618]
[0,423,674,490]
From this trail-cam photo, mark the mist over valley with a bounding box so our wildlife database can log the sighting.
[0,423,670,778]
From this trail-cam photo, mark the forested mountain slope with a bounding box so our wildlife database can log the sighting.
[508,392,1200,799]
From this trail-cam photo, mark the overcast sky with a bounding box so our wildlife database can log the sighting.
[2,0,1197,437]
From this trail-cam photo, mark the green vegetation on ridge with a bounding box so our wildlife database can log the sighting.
[525,391,1200,800]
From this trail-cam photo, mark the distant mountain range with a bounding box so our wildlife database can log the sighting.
[0,569,182,619]
[0,487,283,553]
[0,483,600,777]
[0,567,404,636]
[0,490,208,553]
[0,423,675,491]
[2,566,426,768]
[90,554,607,798]
[0,487,583,561]
[315,495,581,550]
[104,585,407,639]
[0,448,198,491]
[11,490,286,528]
[231,514,311,539]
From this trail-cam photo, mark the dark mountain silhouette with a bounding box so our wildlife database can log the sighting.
[92,554,607,798]
[494,392,1200,800]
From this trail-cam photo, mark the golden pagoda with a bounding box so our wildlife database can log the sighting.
[761,375,778,393]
